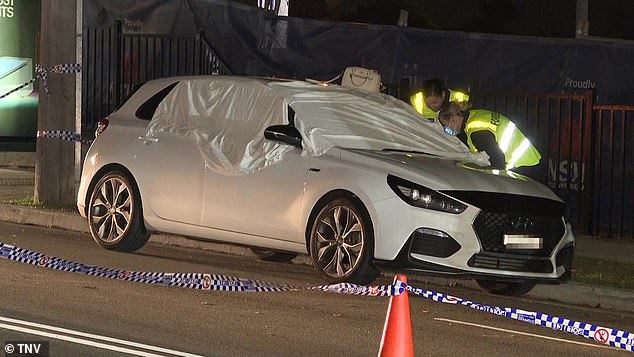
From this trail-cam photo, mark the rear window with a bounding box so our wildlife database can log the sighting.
[135,82,179,120]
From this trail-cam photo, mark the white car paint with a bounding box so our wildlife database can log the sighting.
[78,76,574,286]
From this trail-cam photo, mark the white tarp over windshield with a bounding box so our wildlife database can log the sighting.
[269,81,489,165]
[148,77,489,175]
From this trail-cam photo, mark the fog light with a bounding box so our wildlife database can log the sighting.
[417,228,449,238]
[409,228,461,258]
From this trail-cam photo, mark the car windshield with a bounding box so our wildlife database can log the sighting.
[269,81,487,165]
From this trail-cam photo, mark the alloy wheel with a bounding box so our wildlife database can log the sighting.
[314,205,364,278]
[90,176,133,243]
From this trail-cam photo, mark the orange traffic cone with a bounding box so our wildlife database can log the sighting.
[378,274,414,357]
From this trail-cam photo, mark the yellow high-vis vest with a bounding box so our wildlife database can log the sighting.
[410,89,469,121]
[464,110,541,169]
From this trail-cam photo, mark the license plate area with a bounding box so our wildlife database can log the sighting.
[503,234,543,249]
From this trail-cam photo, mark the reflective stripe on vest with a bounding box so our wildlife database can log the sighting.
[411,92,429,117]
[465,120,496,132]
[464,110,541,168]
[499,121,516,153]
[410,89,469,121]
[506,138,531,170]
[452,91,467,103]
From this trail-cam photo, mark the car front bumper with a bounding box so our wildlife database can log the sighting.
[371,197,575,283]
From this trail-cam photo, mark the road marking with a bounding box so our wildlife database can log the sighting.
[0,315,202,357]
[434,317,617,351]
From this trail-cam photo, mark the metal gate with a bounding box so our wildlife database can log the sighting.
[591,105,634,238]
[81,21,231,138]
[470,91,633,239]
[470,92,592,226]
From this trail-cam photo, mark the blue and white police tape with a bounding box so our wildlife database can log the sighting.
[0,241,296,293]
[2,240,632,352]
[316,279,633,352]
[0,63,81,100]
[401,280,632,352]
[37,130,92,145]
[311,282,397,297]
[36,64,82,95]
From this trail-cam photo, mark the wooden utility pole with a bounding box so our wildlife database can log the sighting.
[34,0,81,207]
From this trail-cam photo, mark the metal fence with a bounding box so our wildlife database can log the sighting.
[469,92,592,225]
[591,105,634,238]
[468,91,633,239]
[81,21,231,137]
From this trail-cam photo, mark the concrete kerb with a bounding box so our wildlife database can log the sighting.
[0,204,87,233]
[1,203,633,314]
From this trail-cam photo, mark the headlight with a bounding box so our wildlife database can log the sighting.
[387,175,467,214]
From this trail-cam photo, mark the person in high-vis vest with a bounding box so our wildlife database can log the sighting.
[409,78,469,121]
[438,102,541,170]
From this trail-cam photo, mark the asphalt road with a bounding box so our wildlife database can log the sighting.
[0,222,632,356]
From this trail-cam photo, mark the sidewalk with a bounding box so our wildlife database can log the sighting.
[1,167,633,313]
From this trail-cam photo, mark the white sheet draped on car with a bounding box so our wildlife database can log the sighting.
[148,77,489,175]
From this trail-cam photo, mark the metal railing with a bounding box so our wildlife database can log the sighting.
[591,105,634,238]
[470,92,592,226]
[82,22,231,136]
[470,91,633,239]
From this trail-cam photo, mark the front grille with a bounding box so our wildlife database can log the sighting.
[468,253,554,273]
[473,212,565,257]
[440,191,567,257]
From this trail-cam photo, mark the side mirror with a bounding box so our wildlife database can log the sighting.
[264,125,302,149]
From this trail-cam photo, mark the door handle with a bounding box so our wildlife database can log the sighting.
[138,136,159,144]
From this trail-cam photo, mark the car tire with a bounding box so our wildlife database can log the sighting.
[309,197,378,285]
[250,248,297,262]
[87,170,150,252]
[475,279,537,297]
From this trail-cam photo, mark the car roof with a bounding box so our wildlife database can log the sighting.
[143,75,294,87]
[118,76,326,118]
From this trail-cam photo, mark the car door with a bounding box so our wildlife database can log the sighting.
[131,81,204,226]
[202,147,310,242]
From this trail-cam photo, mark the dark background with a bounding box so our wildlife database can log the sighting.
[271,0,633,40]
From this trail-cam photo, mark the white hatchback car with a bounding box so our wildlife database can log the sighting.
[77,76,575,296]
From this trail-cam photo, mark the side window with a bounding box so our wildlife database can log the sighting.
[288,106,296,126]
[135,82,179,120]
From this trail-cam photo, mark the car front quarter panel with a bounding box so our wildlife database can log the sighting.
[299,150,478,261]
[299,152,393,253]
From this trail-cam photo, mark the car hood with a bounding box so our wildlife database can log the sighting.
[340,148,561,202]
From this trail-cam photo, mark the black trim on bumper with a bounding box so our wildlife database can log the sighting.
[409,228,461,258]
[374,235,570,284]
[467,252,554,273]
